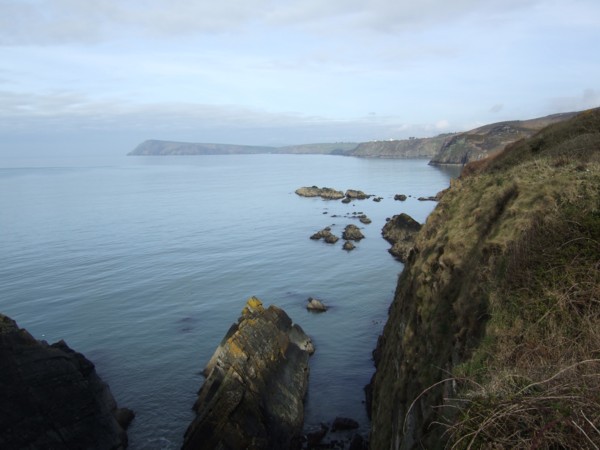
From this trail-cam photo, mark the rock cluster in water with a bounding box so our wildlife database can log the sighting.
[0,313,133,450]
[295,186,345,200]
[381,213,422,262]
[182,297,314,450]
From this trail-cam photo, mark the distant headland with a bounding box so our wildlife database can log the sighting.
[128,111,578,165]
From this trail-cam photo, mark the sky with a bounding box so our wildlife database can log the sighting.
[1,0,599,157]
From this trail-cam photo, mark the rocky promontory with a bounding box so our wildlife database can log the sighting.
[0,314,132,450]
[182,297,314,450]
[381,213,422,262]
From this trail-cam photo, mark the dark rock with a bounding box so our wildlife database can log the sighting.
[0,313,131,450]
[381,213,422,262]
[307,297,328,312]
[182,297,314,450]
[331,417,359,432]
[345,189,369,200]
[341,197,352,204]
[349,434,366,450]
[417,196,438,201]
[306,423,329,446]
[358,215,371,224]
[296,186,345,200]
[394,194,407,201]
[373,196,383,202]
[342,224,365,241]
[311,227,339,244]
[343,241,356,251]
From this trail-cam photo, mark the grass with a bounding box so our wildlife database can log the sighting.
[439,109,600,449]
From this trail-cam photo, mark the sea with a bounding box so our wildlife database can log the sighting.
[0,154,460,449]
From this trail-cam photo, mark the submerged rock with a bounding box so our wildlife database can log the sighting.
[182,297,314,450]
[0,314,132,450]
[342,224,365,241]
[394,194,407,201]
[307,297,328,312]
[381,213,422,262]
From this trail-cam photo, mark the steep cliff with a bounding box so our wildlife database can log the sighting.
[428,112,577,165]
[0,314,133,449]
[370,108,600,449]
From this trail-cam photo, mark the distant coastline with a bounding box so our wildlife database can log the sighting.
[128,111,579,165]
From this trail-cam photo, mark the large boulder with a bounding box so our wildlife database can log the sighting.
[381,213,422,262]
[345,189,369,200]
[342,224,365,241]
[182,297,314,450]
[310,227,339,244]
[0,314,132,450]
[295,186,345,200]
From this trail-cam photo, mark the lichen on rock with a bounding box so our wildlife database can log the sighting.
[183,297,314,450]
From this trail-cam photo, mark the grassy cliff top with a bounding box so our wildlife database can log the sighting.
[370,107,600,449]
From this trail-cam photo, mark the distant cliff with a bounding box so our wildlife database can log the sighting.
[428,112,577,165]
[348,135,452,159]
[369,108,600,448]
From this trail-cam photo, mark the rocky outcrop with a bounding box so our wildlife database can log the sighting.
[344,189,369,200]
[310,227,339,244]
[342,224,365,241]
[182,297,314,450]
[342,241,356,251]
[394,194,407,201]
[0,314,132,450]
[381,213,422,262]
[296,186,345,200]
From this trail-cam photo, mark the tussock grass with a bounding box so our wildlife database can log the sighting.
[440,109,600,449]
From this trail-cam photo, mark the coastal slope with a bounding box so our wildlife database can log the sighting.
[428,111,577,165]
[369,108,600,448]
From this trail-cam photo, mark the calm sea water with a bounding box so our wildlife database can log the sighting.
[0,154,459,448]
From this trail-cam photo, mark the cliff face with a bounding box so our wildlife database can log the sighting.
[428,112,577,165]
[370,108,600,449]
[348,136,451,159]
[0,314,132,449]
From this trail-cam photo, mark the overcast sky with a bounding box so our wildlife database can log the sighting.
[1,0,599,157]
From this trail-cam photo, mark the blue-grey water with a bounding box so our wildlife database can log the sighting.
[0,154,459,448]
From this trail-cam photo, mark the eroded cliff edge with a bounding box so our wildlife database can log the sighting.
[369,108,600,448]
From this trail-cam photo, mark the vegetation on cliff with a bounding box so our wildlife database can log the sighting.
[369,108,600,449]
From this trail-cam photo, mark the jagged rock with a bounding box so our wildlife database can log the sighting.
[343,240,356,251]
[0,314,132,450]
[381,213,422,262]
[342,224,365,241]
[310,227,339,244]
[182,297,314,450]
[394,194,407,201]
[331,417,360,432]
[307,297,328,312]
[345,189,369,199]
[296,186,345,200]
